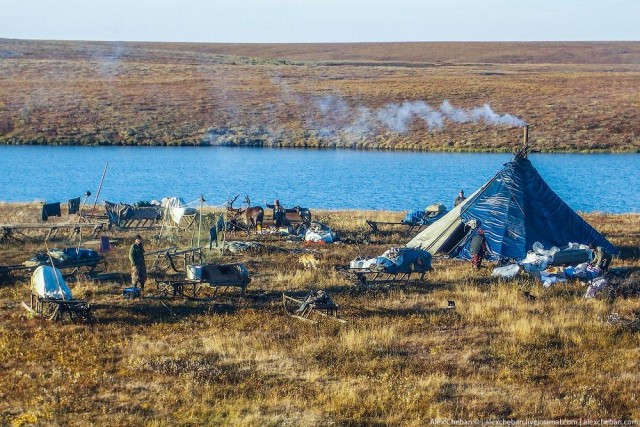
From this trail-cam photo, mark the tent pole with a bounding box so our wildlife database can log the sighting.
[221,211,226,256]
[91,161,109,216]
[197,195,204,248]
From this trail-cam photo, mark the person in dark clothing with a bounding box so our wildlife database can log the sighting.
[589,243,612,273]
[454,190,466,207]
[469,228,487,269]
[209,226,217,249]
[266,199,286,227]
[129,234,147,290]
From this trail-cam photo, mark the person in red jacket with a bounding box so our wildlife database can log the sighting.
[469,228,487,269]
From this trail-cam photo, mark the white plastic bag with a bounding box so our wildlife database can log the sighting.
[491,264,520,279]
[584,277,608,298]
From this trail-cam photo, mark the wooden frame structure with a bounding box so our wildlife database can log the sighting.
[22,293,93,323]
[282,292,346,324]
[0,223,103,243]
[146,247,203,275]
[154,263,249,301]
[2,254,106,281]
[337,265,432,287]
[105,202,162,230]
[365,220,426,236]
[161,208,198,230]
[267,207,312,226]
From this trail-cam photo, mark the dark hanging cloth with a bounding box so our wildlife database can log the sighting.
[42,202,61,221]
[68,197,81,215]
[100,235,111,252]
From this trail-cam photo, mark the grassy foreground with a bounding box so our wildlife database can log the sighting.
[0,204,639,426]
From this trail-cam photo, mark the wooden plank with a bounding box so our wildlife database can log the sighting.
[289,314,318,324]
[313,309,347,323]
[21,301,38,315]
[0,223,102,229]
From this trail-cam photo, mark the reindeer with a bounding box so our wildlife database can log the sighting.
[225,195,243,232]
[226,195,264,234]
[241,195,264,234]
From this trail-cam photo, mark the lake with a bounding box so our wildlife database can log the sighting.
[0,146,638,213]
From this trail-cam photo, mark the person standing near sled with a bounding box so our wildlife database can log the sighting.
[589,243,612,274]
[454,190,466,207]
[129,234,147,290]
[267,199,286,227]
[469,228,487,269]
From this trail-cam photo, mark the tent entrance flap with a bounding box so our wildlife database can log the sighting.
[439,222,474,255]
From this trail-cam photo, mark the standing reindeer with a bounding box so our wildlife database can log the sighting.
[226,195,264,234]
[242,195,264,234]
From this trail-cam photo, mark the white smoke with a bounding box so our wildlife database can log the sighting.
[305,95,525,138]
[344,106,374,138]
[207,80,528,146]
[440,100,526,127]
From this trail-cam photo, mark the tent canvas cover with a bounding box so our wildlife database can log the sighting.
[407,156,617,261]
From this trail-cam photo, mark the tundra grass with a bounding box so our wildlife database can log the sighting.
[0,204,639,426]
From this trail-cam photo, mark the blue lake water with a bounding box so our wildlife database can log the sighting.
[0,146,638,213]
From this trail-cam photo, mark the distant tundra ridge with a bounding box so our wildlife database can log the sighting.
[1,39,639,152]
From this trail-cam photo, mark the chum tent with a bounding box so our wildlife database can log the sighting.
[406,155,618,261]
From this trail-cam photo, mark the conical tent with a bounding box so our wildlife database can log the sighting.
[407,156,617,260]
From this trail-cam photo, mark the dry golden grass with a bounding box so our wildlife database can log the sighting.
[1,39,639,152]
[0,204,639,425]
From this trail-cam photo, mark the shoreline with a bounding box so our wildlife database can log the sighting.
[1,202,638,216]
[1,141,639,154]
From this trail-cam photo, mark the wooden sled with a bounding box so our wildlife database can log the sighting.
[365,220,426,236]
[23,293,93,323]
[336,264,431,287]
[24,248,107,277]
[282,292,346,324]
[1,223,103,244]
[155,263,249,301]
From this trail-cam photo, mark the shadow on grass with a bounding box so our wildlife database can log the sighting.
[91,299,235,325]
[617,245,640,260]
[356,305,461,320]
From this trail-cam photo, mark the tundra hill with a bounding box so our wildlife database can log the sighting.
[4,39,640,65]
[1,39,639,151]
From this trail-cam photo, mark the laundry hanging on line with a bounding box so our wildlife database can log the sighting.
[68,197,81,215]
[42,202,61,221]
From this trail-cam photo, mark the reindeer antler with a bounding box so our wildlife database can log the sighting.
[227,194,240,208]
[244,195,251,207]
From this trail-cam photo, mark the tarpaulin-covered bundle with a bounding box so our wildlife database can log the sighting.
[305,222,336,243]
[351,247,432,274]
[161,197,198,226]
[58,247,101,262]
[24,247,102,268]
[402,211,429,225]
[105,201,162,228]
[402,204,448,226]
[407,156,617,261]
[31,266,73,300]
